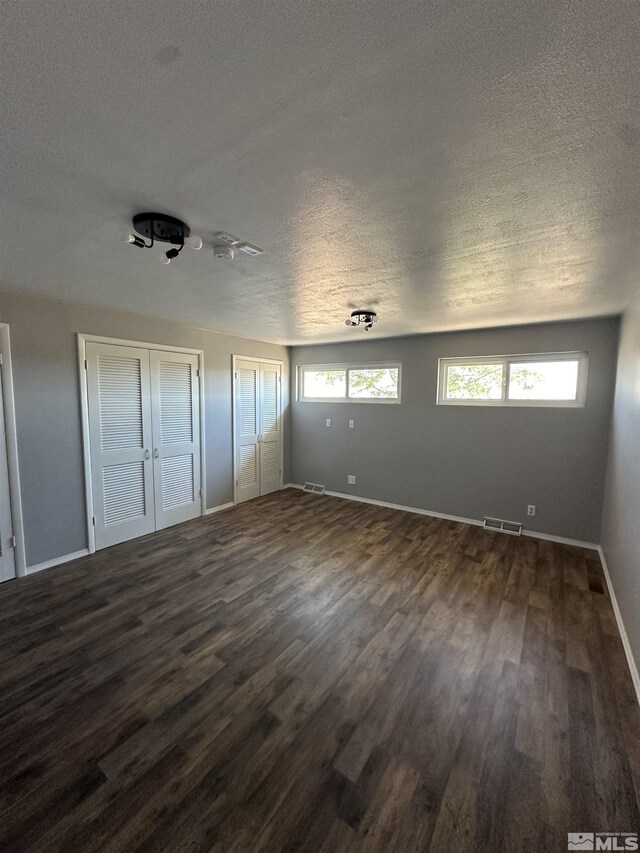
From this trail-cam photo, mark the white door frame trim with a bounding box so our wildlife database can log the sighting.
[0,324,27,577]
[232,355,284,506]
[78,333,206,553]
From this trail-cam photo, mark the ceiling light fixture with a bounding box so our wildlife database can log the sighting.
[127,212,203,265]
[345,309,378,331]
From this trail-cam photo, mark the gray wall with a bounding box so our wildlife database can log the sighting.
[0,290,289,567]
[601,293,640,676]
[291,318,619,543]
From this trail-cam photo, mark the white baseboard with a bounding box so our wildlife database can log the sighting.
[204,501,235,516]
[521,529,599,551]
[598,546,640,708]
[284,484,598,549]
[286,484,482,528]
[27,548,89,575]
[325,488,484,528]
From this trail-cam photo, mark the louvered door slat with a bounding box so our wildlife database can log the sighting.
[103,462,146,525]
[260,442,278,482]
[161,455,195,509]
[261,369,278,435]
[158,361,193,445]
[238,368,257,436]
[239,445,258,489]
[97,356,144,451]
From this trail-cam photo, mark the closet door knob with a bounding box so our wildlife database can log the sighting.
[144,449,150,460]
[153,448,159,458]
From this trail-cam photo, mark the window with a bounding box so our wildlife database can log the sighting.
[299,363,401,403]
[302,368,347,400]
[437,352,588,407]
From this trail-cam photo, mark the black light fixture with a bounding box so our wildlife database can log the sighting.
[345,309,378,331]
[126,212,203,265]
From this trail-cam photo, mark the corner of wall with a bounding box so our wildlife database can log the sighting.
[599,292,640,707]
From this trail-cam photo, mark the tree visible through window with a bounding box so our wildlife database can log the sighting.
[445,363,544,401]
[445,364,503,400]
[300,365,400,401]
[349,368,398,399]
[302,369,346,398]
[439,353,587,406]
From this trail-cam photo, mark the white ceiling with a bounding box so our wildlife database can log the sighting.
[1,1,638,345]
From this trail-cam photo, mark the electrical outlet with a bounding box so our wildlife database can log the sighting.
[349,419,355,429]
[347,475,356,485]
[527,505,536,517]
[326,418,331,427]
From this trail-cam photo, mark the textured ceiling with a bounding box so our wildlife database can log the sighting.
[1,0,638,344]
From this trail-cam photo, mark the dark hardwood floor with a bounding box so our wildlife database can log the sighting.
[1,489,639,852]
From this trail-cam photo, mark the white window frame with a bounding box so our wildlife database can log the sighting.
[436,351,588,408]
[298,362,402,404]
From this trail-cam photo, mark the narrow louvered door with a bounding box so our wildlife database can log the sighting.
[259,363,281,496]
[234,360,260,503]
[86,343,155,549]
[150,351,201,530]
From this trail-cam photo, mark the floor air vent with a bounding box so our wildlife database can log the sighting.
[303,482,326,495]
[483,516,522,536]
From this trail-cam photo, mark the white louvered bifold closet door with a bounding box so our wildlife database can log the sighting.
[86,343,155,549]
[259,362,281,496]
[150,351,201,530]
[234,360,261,503]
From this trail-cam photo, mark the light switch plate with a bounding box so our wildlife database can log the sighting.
[347,474,356,485]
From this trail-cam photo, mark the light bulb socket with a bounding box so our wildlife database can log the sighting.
[185,235,203,250]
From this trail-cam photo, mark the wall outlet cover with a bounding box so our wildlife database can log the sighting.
[347,475,356,485]
[527,505,536,516]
